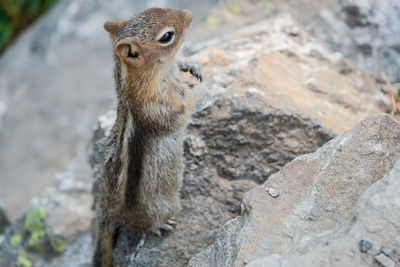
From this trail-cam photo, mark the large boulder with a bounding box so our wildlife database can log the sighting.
[189,114,400,267]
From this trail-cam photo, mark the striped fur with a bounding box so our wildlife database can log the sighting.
[93,7,195,267]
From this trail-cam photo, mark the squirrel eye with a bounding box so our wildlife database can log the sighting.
[158,31,175,45]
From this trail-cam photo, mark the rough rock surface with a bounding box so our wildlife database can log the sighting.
[195,14,390,135]
[193,0,400,84]
[189,114,400,267]
[248,157,400,267]
[307,0,400,83]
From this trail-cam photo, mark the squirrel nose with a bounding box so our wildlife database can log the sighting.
[181,9,192,24]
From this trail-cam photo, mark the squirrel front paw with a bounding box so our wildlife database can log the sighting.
[178,59,202,82]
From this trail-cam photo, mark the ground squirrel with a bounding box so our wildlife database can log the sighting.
[92,7,202,267]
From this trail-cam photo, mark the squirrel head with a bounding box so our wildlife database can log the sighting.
[104,8,192,89]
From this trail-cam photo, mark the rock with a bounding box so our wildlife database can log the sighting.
[359,239,372,253]
[382,244,395,258]
[266,187,280,198]
[375,254,395,267]
[189,114,400,267]
[191,0,400,84]
[306,0,400,83]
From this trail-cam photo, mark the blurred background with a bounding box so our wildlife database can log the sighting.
[0,0,399,224]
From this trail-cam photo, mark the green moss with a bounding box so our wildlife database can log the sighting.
[23,206,47,254]
[51,238,66,253]
[17,251,31,267]
[10,234,22,246]
[0,257,3,263]
[37,206,46,219]
[24,206,46,233]
[27,231,45,254]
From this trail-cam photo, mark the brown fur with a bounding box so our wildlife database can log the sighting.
[92,7,197,267]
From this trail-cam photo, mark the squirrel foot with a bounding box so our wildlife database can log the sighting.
[151,217,178,237]
[178,58,202,82]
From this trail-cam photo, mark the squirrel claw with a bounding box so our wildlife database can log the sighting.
[151,229,163,237]
[192,71,202,82]
[190,65,203,82]
[152,218,177,236]
[189,66,202,82]
[179,59,202,82]
[166,218,177,225]
[160,222,175,232]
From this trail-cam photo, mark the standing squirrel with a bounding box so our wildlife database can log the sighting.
[92,7,202,267]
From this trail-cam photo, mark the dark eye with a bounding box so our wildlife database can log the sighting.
[158,31,174,44]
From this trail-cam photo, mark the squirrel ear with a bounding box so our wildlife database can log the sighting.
[115,40,140,62]
[103,20,128,35]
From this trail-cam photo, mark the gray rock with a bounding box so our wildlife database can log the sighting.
[266,187,280,198]
[382,244,395,258]
[375,254,395,267]
[306,0,400,83]
[189,114,400,267]
[359,239,372,253]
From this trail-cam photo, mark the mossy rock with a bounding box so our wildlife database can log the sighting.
[23,206,47,253]
[17,251,31,267]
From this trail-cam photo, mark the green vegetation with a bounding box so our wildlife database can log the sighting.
[0,0,59,53]
[23,206,47,254]
[17,251,31,267]
[51,238,66,253]
[10,234,22,246]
